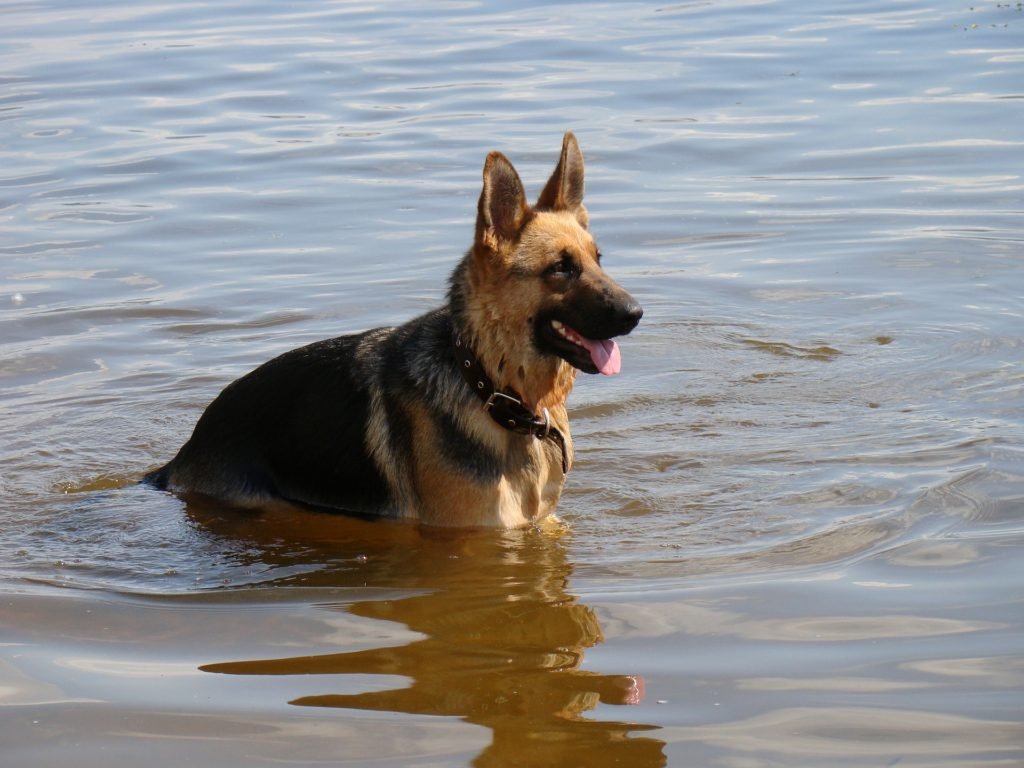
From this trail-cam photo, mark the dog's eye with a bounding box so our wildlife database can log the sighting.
[545,251,579,279]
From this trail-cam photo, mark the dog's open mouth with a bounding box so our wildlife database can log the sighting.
[547,319,621,375]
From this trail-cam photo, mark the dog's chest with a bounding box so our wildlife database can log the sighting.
[409,421,570,528]
[495,436,567,527]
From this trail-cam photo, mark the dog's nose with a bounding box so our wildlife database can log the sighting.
[615,299,643,334]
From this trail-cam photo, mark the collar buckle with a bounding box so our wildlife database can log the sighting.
[453,325,568,473]
[483,391,522,413]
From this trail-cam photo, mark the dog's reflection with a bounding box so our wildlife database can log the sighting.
[192,505,665,767]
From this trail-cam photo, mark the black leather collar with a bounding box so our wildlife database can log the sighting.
[452,330,569,474]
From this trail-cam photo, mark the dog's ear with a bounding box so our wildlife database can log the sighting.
[477,151,529,248]
[536,131,587,226]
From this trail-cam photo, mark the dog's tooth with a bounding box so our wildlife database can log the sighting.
[551,320,563,330]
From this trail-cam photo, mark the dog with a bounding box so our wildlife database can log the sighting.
[145,132,642,528]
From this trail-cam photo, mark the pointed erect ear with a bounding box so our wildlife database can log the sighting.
[535,131,585,215]
[477,151,529,248]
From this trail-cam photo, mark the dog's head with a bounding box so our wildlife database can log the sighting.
[470,132,643,377]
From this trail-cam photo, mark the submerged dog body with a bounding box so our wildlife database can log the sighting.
[147,133,642,527]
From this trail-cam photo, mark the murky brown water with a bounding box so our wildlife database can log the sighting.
[2,1,1023,765]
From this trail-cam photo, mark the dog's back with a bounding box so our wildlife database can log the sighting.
[148,327,398,514]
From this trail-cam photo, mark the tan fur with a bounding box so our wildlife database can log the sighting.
[406,400,569,528]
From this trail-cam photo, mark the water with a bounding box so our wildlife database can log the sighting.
[2,0,1022,765]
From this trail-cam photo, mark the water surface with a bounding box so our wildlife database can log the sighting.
[1,1,1022,765]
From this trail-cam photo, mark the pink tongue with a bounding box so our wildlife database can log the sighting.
[577,335,621,375]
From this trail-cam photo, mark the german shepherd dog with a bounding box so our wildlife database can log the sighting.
[146,132,642,528]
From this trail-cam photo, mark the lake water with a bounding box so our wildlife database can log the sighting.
[1,0,1022,765]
